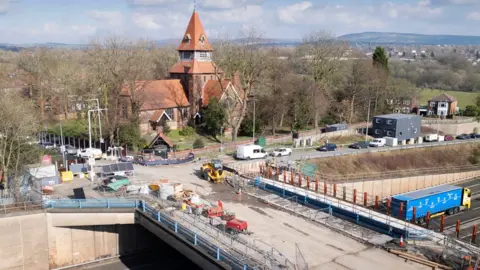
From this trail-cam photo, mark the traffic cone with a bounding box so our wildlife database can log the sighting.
[399,235,404,247]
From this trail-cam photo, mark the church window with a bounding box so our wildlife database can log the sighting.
[200,52,207,59]
[185,34,191,43]
[200,34,205,43]
[183,52,192,59]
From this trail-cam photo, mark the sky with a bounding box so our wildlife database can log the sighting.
[0,0,480,44]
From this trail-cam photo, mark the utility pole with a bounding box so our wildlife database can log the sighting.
[60,123,66,169]
[365,99,371,142]
[89,99,103,142]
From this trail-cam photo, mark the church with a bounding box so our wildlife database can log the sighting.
[120,10,242,135]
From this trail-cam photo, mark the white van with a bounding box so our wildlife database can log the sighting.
[369,138,386,147]
[236,145,267,160]
[424,134,438,142]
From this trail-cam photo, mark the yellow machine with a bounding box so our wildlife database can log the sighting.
[201,159,226,183]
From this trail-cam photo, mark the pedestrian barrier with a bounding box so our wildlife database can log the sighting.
[44,199,256,270]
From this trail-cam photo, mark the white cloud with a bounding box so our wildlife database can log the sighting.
[278,1,313,24]
[132,13,162,29]
[88,10,123,26]
[448,0,477,4]
[205,5,263,23]
[382,1,443,19]
[129,0,176,6]
[0,0,16,14]
[200,0,264,9]
[467,11,480,20]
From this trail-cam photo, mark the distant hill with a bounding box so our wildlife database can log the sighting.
[338,32,480,45]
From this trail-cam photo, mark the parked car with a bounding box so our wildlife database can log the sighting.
[317,143,337,152]
[444,135,455,141]
[456,134,470,140]
[271,147,292,157]
[470,133,480,139]
[60,144,78,155]
[369,138,386,147]
[349,141,369,149]
[38,141,54,149]
[78,148,103,159]
[235,145,267,160]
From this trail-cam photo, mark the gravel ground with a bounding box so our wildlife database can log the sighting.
[52,161,429,269]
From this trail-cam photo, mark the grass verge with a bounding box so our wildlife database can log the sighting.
[314,143,480,176]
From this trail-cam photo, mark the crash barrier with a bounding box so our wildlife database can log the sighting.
[252,177,480,256]
[44,199,255,270]
[120,153,195,166]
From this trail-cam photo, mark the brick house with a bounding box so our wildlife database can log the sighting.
[427,93,458,117]
[386,96,418,114]
[120,80,190,134]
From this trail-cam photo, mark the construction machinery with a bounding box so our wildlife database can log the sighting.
[201,159,226,183]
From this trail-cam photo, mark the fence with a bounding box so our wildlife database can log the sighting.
[421,117,476,124]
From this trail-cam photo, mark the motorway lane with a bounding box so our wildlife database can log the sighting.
[426,178,480,246]
[236,138,480,164]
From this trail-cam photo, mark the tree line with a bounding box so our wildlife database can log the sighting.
[0,32,421,188]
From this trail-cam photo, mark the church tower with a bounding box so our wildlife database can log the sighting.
[169,11,219,117]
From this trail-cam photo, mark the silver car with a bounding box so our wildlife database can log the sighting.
[61,145,78,155]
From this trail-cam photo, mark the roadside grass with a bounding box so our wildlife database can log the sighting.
[166,130,252,151]
[314,143,479,176]
[418,88,478,109]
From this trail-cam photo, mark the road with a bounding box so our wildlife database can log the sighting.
[422,178,480,246]
[236,138,480,164]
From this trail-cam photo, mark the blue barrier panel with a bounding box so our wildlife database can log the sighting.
[47,199,139,209]
[258,181,407,238]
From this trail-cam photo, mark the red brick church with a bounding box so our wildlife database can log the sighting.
[121,10,242,135]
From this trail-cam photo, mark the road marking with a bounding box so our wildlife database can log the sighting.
[472,206,480,211]
[465,183,480,189]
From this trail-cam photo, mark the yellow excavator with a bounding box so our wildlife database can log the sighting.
[201,159,226,183]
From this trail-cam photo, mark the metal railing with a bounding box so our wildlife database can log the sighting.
[138,202,256,270]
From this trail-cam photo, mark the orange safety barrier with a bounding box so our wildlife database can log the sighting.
[363,192,368,207]
[306,176,310,190]
[353,189,357,204]
[440,215,445,232]
[315,177,319,192]
[456,220,461,238]
[333,184,337,197]
[375,195,379,209]
[473,224,478,243]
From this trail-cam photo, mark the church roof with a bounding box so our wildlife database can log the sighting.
[202,79,231,105]
[169,59,220,74]
[177,11,212,51]
[120,80,189,110]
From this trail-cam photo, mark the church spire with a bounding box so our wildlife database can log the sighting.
[177,11,212,51]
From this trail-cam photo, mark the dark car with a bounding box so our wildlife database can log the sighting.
[317,143,337,152]
[470,133,480,138]
[456,134,470,140]
[349,141,369,149]
[444,135,454,141]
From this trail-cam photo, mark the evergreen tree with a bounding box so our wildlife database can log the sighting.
[430,51,435,58]
[200,97,226,138]
[372,47,389,73]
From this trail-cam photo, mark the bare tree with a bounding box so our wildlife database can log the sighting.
[17,48,59,119]
[213,29,271,140]
[88,37,154,141]
[297,31,349,128]
[342,59,372,123]
[152,45,178,80]
[0,91,39,190]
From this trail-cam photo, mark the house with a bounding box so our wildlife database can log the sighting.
[120,80,190,134]
[386,96,418,114]
[372,114,421,141]
[427,93,458,117]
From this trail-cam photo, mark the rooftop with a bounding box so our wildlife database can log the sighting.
[374,113,421,120]
[429,93,457,102]
[393,184,460,201]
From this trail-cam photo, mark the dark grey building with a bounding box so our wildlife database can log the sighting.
[372,114,421,141]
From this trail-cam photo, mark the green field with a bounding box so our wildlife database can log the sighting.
[418,89,478,109]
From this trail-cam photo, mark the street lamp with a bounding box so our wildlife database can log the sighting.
[88,108,107,150]
[365,98,371,142]
[88,99,103,143]
[248,93,256,142]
